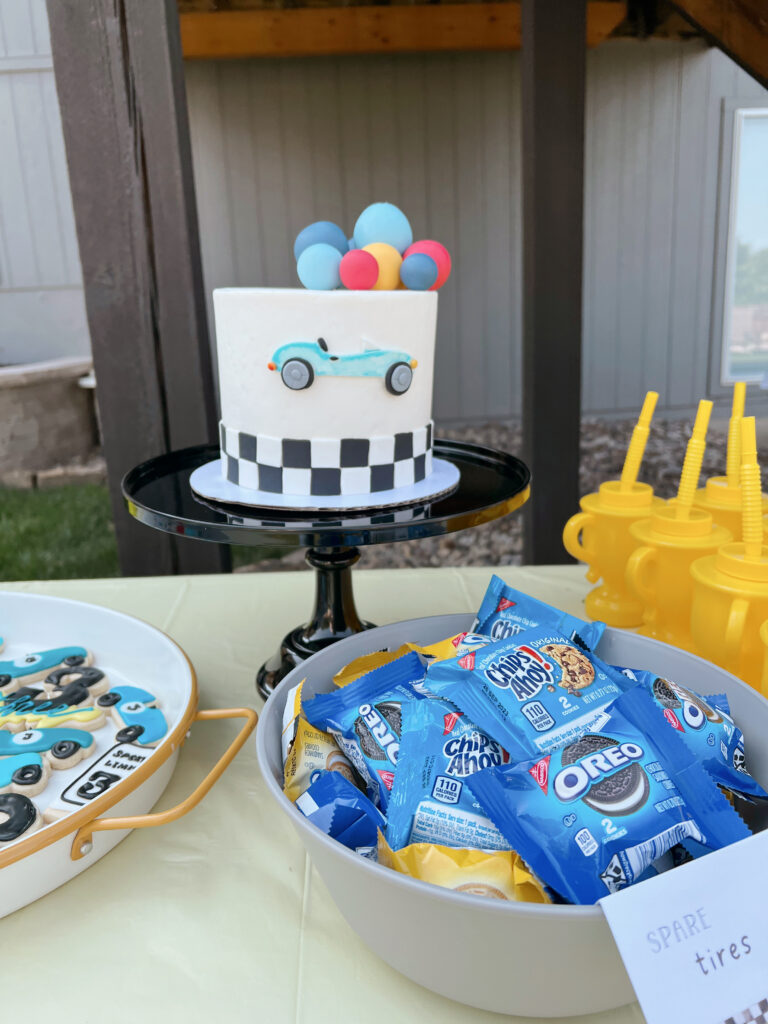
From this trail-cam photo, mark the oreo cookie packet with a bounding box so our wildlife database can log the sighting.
[302,651,427,811]
[614,667,768,801]
[425,625,632,762]
[473,575,605,651]
[467,686,751,905]
[386,697,511,852]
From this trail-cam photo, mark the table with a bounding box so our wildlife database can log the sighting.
[1,567,645,1024]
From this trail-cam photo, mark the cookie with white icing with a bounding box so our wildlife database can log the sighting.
[0,647,92,697]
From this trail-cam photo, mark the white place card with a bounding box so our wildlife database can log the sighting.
[600,829,768,1024]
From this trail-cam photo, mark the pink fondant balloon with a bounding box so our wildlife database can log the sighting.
[403,240,451,290]
[340,248,379,290]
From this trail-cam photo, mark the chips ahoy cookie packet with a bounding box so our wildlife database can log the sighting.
[302,651,426,811]
[613,668,768,801]
[386,697,510,851]
[472,575,606,651]
[425,625,632,763]
[466,686,751,905]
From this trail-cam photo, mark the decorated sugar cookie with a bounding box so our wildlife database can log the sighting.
[96,686,167,747]
[0,727,95,769]
[0,690,106,732]
[0,646,91,696]
[0,793,43,843]
[0,753,49,797]
[42,665,109,701]
[44,740,153,822]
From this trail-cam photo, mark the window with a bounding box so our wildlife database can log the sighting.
[720,107,768,384]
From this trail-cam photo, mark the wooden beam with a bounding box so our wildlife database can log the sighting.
[521,0,586,565]
[179,3,626,58]
[47,0,230,576]
[669,0,768,89]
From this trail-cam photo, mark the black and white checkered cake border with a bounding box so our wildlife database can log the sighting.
[719,997,768,1024]
[219,421,433,496]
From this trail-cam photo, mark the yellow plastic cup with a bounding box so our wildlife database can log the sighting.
[563,481,664,627]
[693,477,768,540]
[626,504,731,651]
[760,620,768,696]
[690,544,768,692]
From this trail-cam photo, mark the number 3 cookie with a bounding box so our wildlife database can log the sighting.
[96,686,167,747]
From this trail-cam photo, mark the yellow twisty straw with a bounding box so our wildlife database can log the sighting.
[726,382,747,488]
[676,399,713,519]
[620,391,659,492]
[740,416,763,561]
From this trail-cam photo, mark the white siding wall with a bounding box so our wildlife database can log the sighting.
[186,40,768,422]
[5,2,767,419]
[0,0,89,365]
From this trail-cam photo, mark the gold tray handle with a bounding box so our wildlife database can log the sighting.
[70,706,258,861]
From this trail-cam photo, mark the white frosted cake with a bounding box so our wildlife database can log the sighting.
[214,288,438,499]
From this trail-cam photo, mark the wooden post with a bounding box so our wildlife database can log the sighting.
[47,0,229,575]
[521,0,586,564]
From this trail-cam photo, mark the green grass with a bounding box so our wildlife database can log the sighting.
[0,484,280,581]
[0,485,120,581]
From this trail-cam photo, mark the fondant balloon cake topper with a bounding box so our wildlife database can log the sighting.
[294,202,451,292]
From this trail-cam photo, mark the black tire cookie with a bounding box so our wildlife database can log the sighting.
[562,733,649,817]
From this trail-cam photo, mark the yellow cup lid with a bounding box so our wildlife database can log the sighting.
[716,542,768,582]
[596,480,656,509]
[649,503,714,538]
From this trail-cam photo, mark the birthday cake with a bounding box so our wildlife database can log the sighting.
[206,203,454,507]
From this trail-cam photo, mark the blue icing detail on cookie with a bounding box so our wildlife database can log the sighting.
[0,753,44,789]
[108,686,167,745]
[0,646,89,680]
[0,728,94,756]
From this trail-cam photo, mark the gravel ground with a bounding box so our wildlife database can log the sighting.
[237,417,748,573]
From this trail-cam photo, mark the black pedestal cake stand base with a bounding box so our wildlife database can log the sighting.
[122,440,530,699]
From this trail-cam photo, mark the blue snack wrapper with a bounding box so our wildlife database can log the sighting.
[386,697,511,852]
[466,686,752,904]
[425,626,632,762]
[296,770,385,856]
[613,667,768,801]
[472,575,606,651]
[302,651,426,811]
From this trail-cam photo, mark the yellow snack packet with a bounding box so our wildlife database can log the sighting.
[377,832,550,904]
[332,646,411,687]
[333,633,490,687]
[283,716,360,803]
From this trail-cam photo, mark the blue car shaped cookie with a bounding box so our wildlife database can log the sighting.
[268,338,417,395]
[0,727,94,767]
[96,685,167,747]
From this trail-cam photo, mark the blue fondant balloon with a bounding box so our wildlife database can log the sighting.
[294,221,348,261]
[296,243,342,290]
[353,203,413,255]
[400,252,438,291]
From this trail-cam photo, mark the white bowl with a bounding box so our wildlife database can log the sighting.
[255,614,768,1018]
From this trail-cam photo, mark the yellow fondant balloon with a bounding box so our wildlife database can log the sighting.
[363,242,403,291]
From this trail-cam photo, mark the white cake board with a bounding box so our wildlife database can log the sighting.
[190,457,460,512]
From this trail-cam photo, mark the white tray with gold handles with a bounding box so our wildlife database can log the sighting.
[0,592,257,918]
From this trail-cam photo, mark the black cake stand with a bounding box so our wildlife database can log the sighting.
[122,440,530,699]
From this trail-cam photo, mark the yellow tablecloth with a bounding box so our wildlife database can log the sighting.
[1,567,645,1024]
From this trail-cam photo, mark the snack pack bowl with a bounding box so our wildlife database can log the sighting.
[255,613,768,1018]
